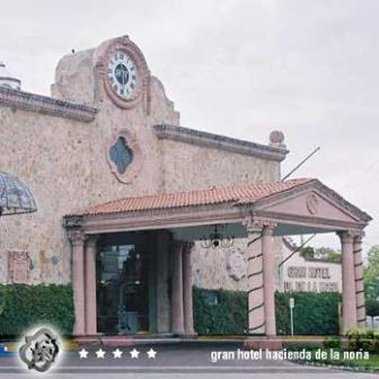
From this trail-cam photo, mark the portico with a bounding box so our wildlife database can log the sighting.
[64,178,371,338]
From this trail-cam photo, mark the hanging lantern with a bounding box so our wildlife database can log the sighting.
[200,225,234,249]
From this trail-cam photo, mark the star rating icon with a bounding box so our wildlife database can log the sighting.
[112,348,123,359]
[95,348,106,359]
[78,348,89,359]
[130,348,140,359]
[77,347,158,360]
[147,348,157,359]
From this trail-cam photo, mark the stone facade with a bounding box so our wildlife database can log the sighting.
[192,237,283,291]
[0,35,285,291]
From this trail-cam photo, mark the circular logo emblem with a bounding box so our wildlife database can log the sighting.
[19,327,60,373]
[306,193,319,215]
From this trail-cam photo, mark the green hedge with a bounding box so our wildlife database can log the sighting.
[193,287,247,335]
[276,292,341,335]
[193,287,341,336]
[0,284,74,337]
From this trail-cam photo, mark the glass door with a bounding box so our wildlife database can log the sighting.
[97,238,150,335]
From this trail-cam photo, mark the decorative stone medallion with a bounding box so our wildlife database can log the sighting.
[306,193,319,215]
[107,129,143,184]
[8,251,31,284]
[226,249,246,281]
[97,36,150,109]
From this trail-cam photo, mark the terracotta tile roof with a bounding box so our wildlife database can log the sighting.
[77,178,314,216]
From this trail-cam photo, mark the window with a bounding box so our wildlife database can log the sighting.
[109,136,134,175]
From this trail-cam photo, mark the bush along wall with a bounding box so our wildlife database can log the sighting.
[0,284,74,337]
[193,287,248,335]
[276,292,341,335]
[193,287,341,336]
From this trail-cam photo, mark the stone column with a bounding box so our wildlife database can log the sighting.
[339,231,357,334]
[353,232,366,328]
[156,231,171,333]
[69,230,86,336]
[262,224,277,337]
[245,222,265,335]
[171,241,185,335]
[85,235,98,336]
[183,242,195,336]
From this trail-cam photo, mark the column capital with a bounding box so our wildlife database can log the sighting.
[337,230,356,244]
[352,230,365,243]
[242,214,276,234]
[262,223,276,236]
[182,241,194,254]
[86,235,99,248]
[171,239,191,250]
[67,229,86,247]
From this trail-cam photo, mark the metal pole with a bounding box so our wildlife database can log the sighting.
[290,305,294,336]
[289,297,295,336]
[282,146,320,181]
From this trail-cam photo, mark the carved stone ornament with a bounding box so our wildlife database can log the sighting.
[107,129,143,184]
[95,35,150,110]
[306,193,319,215]
[226,249,246,281]
[8,251,32,284]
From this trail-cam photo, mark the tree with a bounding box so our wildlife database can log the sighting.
[315,247,341,263]
[300,246,315,259]
[364,245,379,301]
[364,246,379,318]
[366,298,379,317]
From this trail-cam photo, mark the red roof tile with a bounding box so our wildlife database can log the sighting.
[76,178,313,216]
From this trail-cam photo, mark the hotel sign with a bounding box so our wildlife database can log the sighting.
[284,265,339,293]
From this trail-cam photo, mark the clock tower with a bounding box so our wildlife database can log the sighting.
[51,35,179,190]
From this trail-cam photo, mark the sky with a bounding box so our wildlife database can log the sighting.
[1,0,379,256]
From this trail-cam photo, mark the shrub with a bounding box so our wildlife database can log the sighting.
[193,287,341,336]
[275,292,341,335]
[193,287,247,335]
[346,327,379,353]
[323,336,342,349]
[0,284,74,337]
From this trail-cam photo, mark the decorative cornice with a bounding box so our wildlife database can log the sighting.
[0,87,97,122]
[63,215,84,229]
[153,124,289,162]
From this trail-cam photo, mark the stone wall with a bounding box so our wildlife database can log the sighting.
[161,139,280,192]
[191,237,283,292]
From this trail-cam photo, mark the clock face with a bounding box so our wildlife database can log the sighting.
[107,50,138,99]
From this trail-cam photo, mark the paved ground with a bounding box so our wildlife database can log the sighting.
[0,343,377,378]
